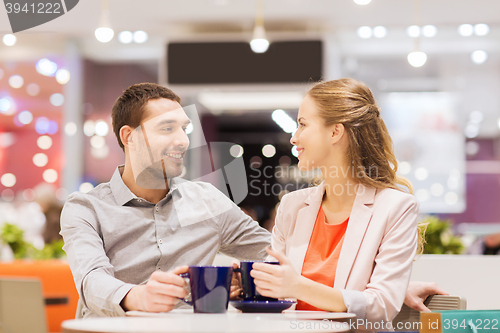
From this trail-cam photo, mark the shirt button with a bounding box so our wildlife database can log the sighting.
[157,267,161,271]
[158,239,163,244]
[155,207,159,212]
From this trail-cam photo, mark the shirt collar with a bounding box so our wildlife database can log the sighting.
[110,166,136,206]
[110,165,181,206]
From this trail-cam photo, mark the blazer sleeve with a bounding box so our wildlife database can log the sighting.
[270,194,291,257]
[340,196,419,323]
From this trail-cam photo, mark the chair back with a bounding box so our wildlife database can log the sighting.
[0,278,47,333]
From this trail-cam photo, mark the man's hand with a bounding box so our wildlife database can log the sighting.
[251,247,301,299]
[404,281,449,312]
[121,266,189,313]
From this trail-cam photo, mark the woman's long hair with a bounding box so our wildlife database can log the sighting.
[308,78,424,254]
[307,78,413,193]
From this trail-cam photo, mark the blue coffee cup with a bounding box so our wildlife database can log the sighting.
[180,266,233,313]
[236,261,279,301]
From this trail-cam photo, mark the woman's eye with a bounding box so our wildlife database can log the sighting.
[163,128,172,132]
[299,123,305,127]
[182,127,187,132]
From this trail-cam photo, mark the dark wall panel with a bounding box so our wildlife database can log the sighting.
[167,41,322,84]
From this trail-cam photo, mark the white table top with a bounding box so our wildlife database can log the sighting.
[62,309,355,333]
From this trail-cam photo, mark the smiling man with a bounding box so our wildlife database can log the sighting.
[60,83,271,318]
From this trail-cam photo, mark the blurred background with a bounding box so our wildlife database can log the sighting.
[1,0,500,257]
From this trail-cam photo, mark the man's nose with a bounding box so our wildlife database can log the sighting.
[174,130,189,149]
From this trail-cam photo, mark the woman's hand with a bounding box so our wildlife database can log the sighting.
[250,247,302,299]
[230,260,243,300]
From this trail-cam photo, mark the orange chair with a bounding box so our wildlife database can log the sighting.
[0,260,79,333]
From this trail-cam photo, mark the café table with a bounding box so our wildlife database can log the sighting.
[62,308,356,333]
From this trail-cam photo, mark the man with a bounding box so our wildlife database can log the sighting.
[60,83,270,317]
[61,83,445,318]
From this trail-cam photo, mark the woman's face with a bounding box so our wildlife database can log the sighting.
[290,95,337,171]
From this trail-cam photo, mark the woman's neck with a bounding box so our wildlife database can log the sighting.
[321,165,358,214]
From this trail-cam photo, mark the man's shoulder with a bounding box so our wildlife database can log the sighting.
[65,182,114,207]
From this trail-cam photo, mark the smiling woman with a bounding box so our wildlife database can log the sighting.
[251,78,419,324]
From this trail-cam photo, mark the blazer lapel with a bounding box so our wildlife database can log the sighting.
[287,183,324,275]
[334,184,376,289]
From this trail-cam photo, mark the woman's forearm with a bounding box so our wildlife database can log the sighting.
[295,276,347,312]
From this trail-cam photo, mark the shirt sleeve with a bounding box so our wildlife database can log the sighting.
[215,198,271,260]
[339,197,419,323]
[60,193,135,317]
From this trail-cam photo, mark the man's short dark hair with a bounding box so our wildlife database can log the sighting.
[111,83,181,150]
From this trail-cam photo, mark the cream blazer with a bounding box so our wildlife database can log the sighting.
[271,182,419,323]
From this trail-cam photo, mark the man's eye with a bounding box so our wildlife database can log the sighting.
[182,127,187,132]
[163,128,172,132]
[299,123,305,127]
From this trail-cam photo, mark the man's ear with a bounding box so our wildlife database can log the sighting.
[120,125,134,150]
[331,123,345,145]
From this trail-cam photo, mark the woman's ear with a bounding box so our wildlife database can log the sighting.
[120,125,134,150]
[331,123,345,145]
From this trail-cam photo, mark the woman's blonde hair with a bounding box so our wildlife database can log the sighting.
[308,78,424,253]
[307,78,413,194]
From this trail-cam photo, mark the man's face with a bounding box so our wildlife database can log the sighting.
[129,98,191,188]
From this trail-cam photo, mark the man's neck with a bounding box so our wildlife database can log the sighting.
[120,165,169,204]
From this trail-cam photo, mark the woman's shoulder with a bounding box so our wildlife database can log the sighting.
[374,187,417,205]
[280,184,321,205]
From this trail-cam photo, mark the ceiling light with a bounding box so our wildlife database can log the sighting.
[95,0,113,43]
[471,50,488,64]
[65,122,77,136]
[458,24,473,36]
[373,26,387,38]
[469,110,484,123]
[422,25,437,37]
[464,124,479,138]
[94,120,109,136]
[474,23,489,36]
[18,110,33,125]
[43,169,58,183]
[262,144,276,158]
[118,31,133,44]
[33,153,48,167]
[36,58,57,76]
[79,182,94,193]
[133,31,148,43]
[8,75,24,88]
[1,173,16,187]
[2,34,16,46]
[56,69,70,84]
[407,51,427,67]
[35,117,50,134]
[357,26,372,39]
[50,93,65,106]
[406,25,420,38]
[95,27,114,43]
[37,135,53,150]
[230,145,244,158]
[250,0,269,53]
[353,0,371,4]
[26,83,40,96]
[272,109,297,133]
[250,25,269,53]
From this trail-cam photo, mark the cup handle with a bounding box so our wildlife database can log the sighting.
[178,272,192,306]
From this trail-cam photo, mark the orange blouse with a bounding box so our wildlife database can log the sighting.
[296,206,349,311]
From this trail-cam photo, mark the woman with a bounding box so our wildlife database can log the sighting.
[251,78,419,323]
